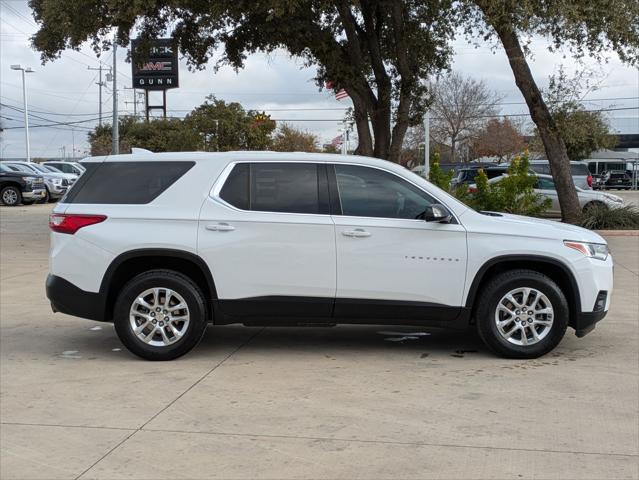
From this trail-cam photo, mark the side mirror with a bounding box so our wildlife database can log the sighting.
[419,204,452,223]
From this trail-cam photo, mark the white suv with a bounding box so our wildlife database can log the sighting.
[46,151,613,360]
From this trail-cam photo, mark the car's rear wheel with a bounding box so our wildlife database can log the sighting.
[1,186,21,206]
[114,270,208,361]
[476,269,568,358]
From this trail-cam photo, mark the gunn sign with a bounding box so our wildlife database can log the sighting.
[131,39,179,90]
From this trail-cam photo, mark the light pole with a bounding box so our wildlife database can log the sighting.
[10,65,34,162]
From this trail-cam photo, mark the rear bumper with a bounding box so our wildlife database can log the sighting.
[46,274,106,321]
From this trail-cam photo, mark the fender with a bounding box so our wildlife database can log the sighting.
[100,248,218,321]
[464,254,582,320]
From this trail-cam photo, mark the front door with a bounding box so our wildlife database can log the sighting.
[534,177,561,215]
[198,161,336,319]
[330,164,467,322]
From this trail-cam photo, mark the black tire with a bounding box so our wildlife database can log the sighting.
[38,188,50,204]
[114,269,208,361]
[475,269,568,359]
[0,186,22,206]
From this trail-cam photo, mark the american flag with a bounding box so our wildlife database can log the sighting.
[335,89,348,101]
[326,81,349,101]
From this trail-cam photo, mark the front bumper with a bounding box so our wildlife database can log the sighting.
[574,309,607,337]
[48,184,68,197]
[46,274,106,321]
[22,188,46,200]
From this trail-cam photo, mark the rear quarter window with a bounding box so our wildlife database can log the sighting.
[63,161,194,204]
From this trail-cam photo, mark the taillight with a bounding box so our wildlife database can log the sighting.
[49,214,107,234]
[468,186,477,193]
[587,174,593,187]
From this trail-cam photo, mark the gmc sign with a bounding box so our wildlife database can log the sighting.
[131,39,179,90]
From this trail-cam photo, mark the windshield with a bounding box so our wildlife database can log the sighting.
[7,164,34,173]
[30,163,50,173]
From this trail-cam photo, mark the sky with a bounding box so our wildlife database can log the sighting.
[1,0,638,159]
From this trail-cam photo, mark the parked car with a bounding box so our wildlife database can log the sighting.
[527,160,593,190]
[1,161,72,203]
[601,171,632,190]
[0,163,46,206]
[591,174,606,190]
[46,151,612,361]
[468,173,624,216]
[43,161,86,177]
[450,165,511,189]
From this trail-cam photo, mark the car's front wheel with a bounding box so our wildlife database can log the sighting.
[475,269,568,358]
[1,186,22,206]
[114,270,208,360]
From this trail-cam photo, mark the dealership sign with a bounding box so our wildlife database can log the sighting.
[131,38,179,90]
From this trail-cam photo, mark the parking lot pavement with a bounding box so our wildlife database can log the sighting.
[615,190,638,206]
[1,203,638,480]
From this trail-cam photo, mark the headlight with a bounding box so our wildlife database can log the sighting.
[53,178,62,185]
[24,176,36,183]
[603,194,623,203]
[564,240,609,261]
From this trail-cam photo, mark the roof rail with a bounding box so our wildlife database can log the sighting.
[131,148,153,155]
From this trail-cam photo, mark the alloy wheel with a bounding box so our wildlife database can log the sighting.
[129,287,190,347]
[494,287,554,346]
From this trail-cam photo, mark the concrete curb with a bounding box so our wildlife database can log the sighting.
[596,230,639,236]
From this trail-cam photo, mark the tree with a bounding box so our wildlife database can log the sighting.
[471,118,525,162]
[272,124,319,152]
[88,97,275,154]
[184,96,275,151]
[429,72,502,162]
[88,116,200,155]
[458,0,639,222]
[29,0,456,163]
[531,68,616,160]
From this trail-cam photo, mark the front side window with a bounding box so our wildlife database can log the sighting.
[334,164,436,219]
[219,162,323,214]
[536,178,555,190]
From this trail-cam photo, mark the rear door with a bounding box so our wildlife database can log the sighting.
[199,161,337,319]
[329,163,467,322]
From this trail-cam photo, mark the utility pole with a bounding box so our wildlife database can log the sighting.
[341,121,348,155]
[10,64,34,162]
[124,88,145,118]
[87,63,106,126]
[423,110,430,178]
[111,41,119,155]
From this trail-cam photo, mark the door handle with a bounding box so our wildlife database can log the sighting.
[206,223,235,232]
[342,228,371,238]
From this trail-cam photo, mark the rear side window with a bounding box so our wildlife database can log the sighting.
[219,162,325,214]
[64,161,194,204]
[529,163,550,174]
[570,164,590,176]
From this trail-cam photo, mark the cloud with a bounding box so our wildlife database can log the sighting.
[1,2,636,158]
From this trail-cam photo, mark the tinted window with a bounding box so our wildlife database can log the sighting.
[529,163,550,174]
[65,161,193,204]
[570,164,590,175]
[536,178,555,190]
[219,162,322,214]
[251,163,320,214]
[485,168,509,179]
[220,163,249,210]
[334,164,436,219]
